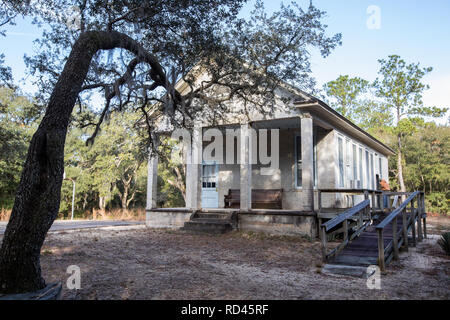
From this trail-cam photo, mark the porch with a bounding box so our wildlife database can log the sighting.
[145,207,317,237]
[147,114,336,211]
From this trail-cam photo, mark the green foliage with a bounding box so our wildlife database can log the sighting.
[61,111,148,213]
[59,111,186,214]
[437,232,450,256]
[0,86,42,206]
[157,140,186,208]
[323,75,369,122]
[403,124,449,192]
[426,193,449,216]
[374,55,433,115]
[325,56,449,215]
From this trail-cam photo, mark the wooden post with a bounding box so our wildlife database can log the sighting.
[417,195,423,242]
[422,192,427,239]
[377,229,386,271]
[318,190,322,214]
[411,200,416,247]
[380,192,384,212]
[392,216,399,260]
[366,202,370,222]
[318,217,322,243]
[321,226,327,263]
[402,208,409,251]
[343,219,348,241]
[358,208,363,228]
[387,193,392,210]
[364,191,371,220]
[371,191,375,217]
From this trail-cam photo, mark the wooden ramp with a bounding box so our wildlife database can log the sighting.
[329,213,403,267]
[320,191,427,274]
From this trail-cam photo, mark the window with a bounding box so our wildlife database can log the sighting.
[359,147,363,188]
[345,139,351,185]
[379,157,383,179]
[202,164,217,188]
[370,153,374,190]
[353,144,358,187]
[365,150,370,189]
[313,129,317,187]
[338,137,344,187]
[295,135,302,188]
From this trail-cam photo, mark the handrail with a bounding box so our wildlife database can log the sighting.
[375,191,426,271]
[320,199,371,262]
[382,191,413,196]
[322,199,370,231]
[376,191,419,230]
[318,188,382,193]
[317,188,384,219]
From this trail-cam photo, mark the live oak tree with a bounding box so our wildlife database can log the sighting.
[62,111,148,213]
[373,55,448,192]
[0,0,341,293]
[0,2,15,85]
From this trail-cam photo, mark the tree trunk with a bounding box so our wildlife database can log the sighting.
[397,134,406,193]
[121,185,129,210]
[99,196,105,211]
[0,30,169,294]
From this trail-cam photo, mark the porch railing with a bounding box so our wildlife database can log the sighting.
[317,188,384,220]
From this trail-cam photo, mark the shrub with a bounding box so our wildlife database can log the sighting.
[437,232,450,256]
[426,192,449,216]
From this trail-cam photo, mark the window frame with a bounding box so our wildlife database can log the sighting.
[294,133,302,189]
[338,136,344,188]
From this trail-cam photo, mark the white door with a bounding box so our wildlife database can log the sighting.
[201,162,219,208]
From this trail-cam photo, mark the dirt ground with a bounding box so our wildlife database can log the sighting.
[14,216,446,300]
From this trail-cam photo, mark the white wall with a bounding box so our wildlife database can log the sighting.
[333,129,390,207]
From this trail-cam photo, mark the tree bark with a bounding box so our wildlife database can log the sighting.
[0,30,169,294]
[397,133,406,193]
[121,185,129,210]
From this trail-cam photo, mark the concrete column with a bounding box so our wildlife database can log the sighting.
[301,114,314,211]
[146,136,159,210]
[240,123,253,210]
[187,125,202,209]
[184,133,193,209]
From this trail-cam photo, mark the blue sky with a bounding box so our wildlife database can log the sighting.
[1,0,449,121]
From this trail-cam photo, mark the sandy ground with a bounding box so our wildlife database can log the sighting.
[0,220,144,235]
[13,217,445,300]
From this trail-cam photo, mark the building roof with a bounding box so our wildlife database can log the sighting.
[293,94,395,156]
[153,60,395,156]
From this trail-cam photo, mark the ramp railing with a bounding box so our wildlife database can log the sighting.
[320,199,371,262]
[375,191,426,271]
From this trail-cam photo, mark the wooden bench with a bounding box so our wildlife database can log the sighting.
[224,189,283,209]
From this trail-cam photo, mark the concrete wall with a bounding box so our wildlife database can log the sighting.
[238,213,317,238]
[146,209,192,229]
[146,209,317,238]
